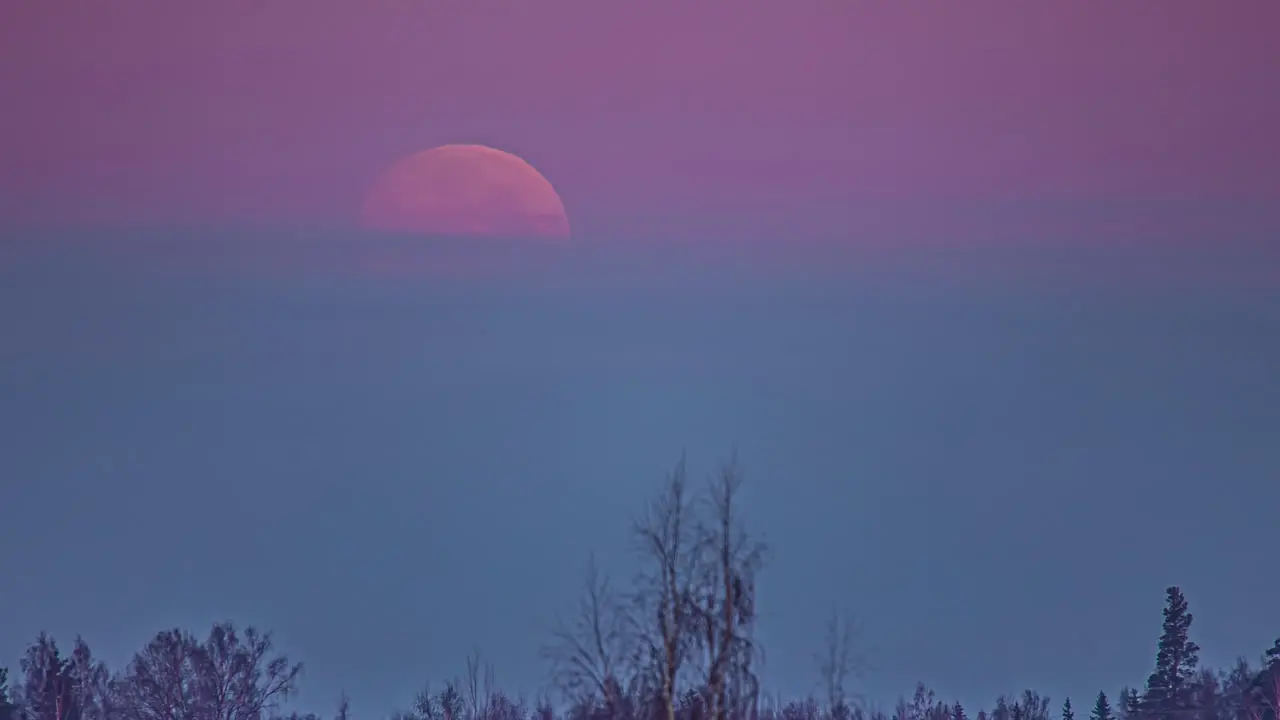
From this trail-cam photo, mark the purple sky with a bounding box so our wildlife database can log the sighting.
[2,0,1277,238]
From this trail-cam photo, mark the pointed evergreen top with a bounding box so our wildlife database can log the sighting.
[1143,586,1201,719]
[1090,691,1113,720]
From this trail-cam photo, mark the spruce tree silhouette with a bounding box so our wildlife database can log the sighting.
[1143,587,1201,720]
[1091,692,1114,720]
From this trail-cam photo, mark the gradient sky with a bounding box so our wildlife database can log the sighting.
[2,3,1279,720]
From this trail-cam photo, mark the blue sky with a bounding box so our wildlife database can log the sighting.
[2,236,1277,720]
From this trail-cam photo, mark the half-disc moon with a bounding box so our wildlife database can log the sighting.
[361,144,570,240]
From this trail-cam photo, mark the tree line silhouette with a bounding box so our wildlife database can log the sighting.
[2,456,1276,720]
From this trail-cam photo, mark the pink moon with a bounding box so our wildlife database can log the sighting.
[360,144,571,241]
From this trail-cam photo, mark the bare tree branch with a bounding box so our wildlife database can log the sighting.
[690,452,767,720]
[630,455,698,720]
[116,623,300,720]
[1247,671,1280,720]
[815,610,867,715]
[542,554,633,716]
[466,653,481,720]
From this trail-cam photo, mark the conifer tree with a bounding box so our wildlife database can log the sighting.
[0,668,17,720]
[1120,689,1143,720]
[1063,698,1075,720]
[954,704,968,720]
[1143,587,1201,720]
[1092,692,1115,720]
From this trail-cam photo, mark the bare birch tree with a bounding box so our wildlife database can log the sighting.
[116,623,301,720]
[543,555,632,717]
[691,453,767,720]
[816,611,865,718]
[464,651,496,720]
[632,455,699,720]
[18,635,77,720]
